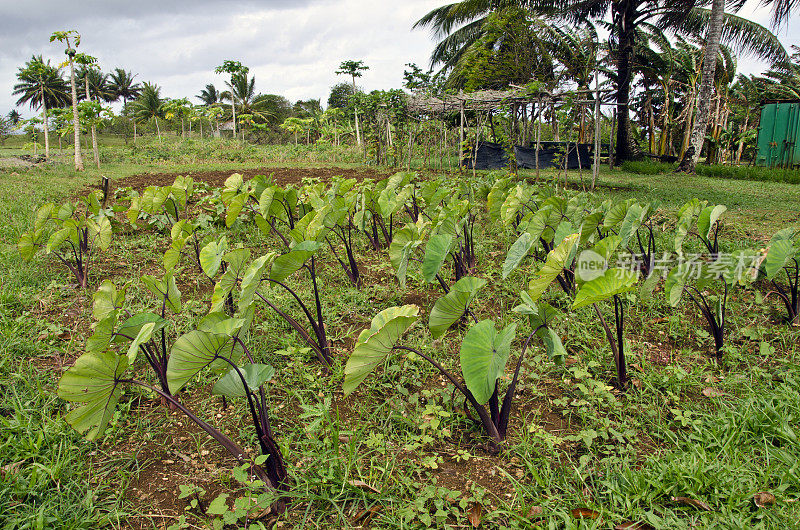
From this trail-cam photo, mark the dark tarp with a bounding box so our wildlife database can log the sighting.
[464,141,607,170]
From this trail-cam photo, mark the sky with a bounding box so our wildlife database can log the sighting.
[1,0,798,118]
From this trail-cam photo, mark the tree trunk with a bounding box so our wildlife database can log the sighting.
[736,112,749,163]
[613,0,637,164]
[84,77,100,169]
[67,44,84,171]
[352,76,361,146]
[41,87,50,160]
[231,96,237,139]
[155,116,161,141]
[678,0,725,173]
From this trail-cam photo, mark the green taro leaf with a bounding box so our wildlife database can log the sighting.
[503,232,536,279]
[199,237,228,277]
[126,322,156,363]
[343,305,419,395]
[58,350,129,441]
[212,364,275,398]
[460,320,517,405]
[18,230,41,260]
[697,204,726,242]
[527,233,579,301]
[573,268,638,308]
[87,215,112,251]
[115,313,167,344]
[664,264,691,306]
[269,240,320,282]
[92,280,124,321]
[537,327,566,364]
[429,277,487,339]
[422,234,454,283]
[167,331,239,394]
[764,239,797,280]
[142,272,181,313]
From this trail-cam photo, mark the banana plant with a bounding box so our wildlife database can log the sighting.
[664,250,758,358]
[344,304,564,444]
[759,228,799,324]
[18,191,112,288]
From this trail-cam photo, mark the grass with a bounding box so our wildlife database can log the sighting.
[1,145,799,528]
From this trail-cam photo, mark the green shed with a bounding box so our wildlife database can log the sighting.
[756,100,800,168]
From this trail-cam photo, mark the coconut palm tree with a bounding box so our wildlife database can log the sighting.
[415,0,787,163]
[7,110,22,125]
[12,55,70,160]
[109,68,142,142]
[133,82,165,141]
[197,84,221,106]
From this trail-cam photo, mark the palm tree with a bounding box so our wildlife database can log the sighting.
[12,55,70,159]
[133,82,165,141]
[109,68,142,142]
[415,0,787,163]
[197,84,221,106]
[7,110,22,125]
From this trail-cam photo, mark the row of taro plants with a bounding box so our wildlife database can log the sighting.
[17,171,800,520]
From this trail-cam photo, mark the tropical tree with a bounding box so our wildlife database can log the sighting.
[109,68,141,142]
[133,82,165,141]
[12,55,70,160]
[50,30,84,171]
[73,54,105,168]
[197,83,221,106]
[7,110,22,125]
[215,60,249,139]
[415,0,787,163]
[336,60,369,145]
[327,82,356,109]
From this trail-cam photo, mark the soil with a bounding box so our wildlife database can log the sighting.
[102,167,392,196]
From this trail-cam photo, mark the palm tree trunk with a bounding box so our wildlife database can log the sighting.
[155,116,161,142]
[67,43,84,171]
[613,0,637,164]
[231,96,237,139]
[678,0,725,173]
[352,76,361,146]
[41,87,50,160]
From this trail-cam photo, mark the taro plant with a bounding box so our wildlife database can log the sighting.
[18,191,112,288]
[343,304,564,445]
[758,228,799,324]
[664,250,758,358]
[126,175,195,231]
[601,199,662,277]
[59,276,289,510]
[674,199,727,256]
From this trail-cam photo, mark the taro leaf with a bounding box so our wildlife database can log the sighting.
[553,221,575,247]
[115,313,166,344]
[167,331,238,393]
[46,225,73,254]
[142,272,181,313]
[527,233,579,302]
[670,496,712,511]
[126,322,156,363]
[579,211,604,245]
[198,313,246,337]
[225,193,247,228]
[221,173,244,203]
[343,305,419,395]
[537,326,566,364]
[269,240,320,282]
[239,254,274,311]
[697,204,726,242]
[389,223,424,287]
[87,215,112,251]
[503,232,536,279]
[93,280,124,321]
[524,207,552,242]
[57,350,129,441]
[87,316,115,353]
[210,249,252,313]
[35,203,55,229]
[764,239,797,280]
[199,237,227,277]
[573,268,638,308]
[512,293,560,329]
[422,234,454,283]
[603,199,632,229]
[674,199,704,254]
[617,203,644,247]
[212,364,274,398]
[429,277,487,339]
[18,230,42,260]
[664,265,691,306]
[460,319,517,405]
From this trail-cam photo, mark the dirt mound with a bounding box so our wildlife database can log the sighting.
[116,166,391,192]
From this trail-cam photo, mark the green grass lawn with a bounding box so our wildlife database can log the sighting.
[1,152,798,528]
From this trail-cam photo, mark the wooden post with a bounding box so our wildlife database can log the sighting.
[536,98,542,180]
[609,108,616,169]
[101,176,110,208]
[592,70,602,190]
[459,100,465,172]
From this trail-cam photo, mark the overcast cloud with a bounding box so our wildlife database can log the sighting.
[1,0,798,116]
